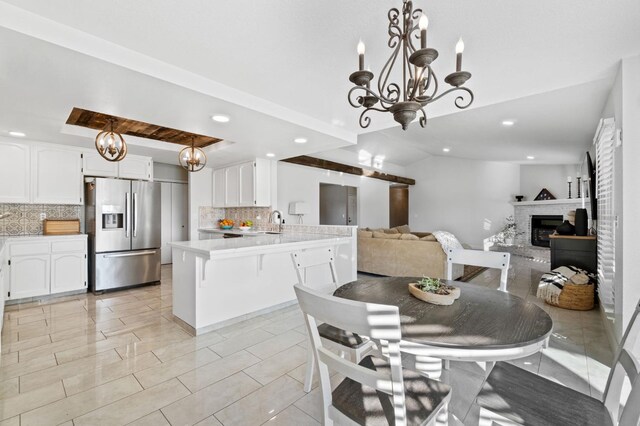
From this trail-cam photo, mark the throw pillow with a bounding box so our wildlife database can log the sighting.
[372,231,402,239]
[420,235,437,241]
[384,228,400,234]
[399,233,419,240]
[394,225,411,234]
[357,230,373,238]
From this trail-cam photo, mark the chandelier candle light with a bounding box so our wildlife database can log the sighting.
[348,0,474,130]
[179,137,207,172]
[95,118,127,162]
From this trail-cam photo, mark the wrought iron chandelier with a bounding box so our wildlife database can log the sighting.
[95,118,127,161]
[348,0,474,130]
[179,137,207,172]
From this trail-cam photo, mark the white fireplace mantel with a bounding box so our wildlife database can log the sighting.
[511,198,587,207]
[512,198,592,247]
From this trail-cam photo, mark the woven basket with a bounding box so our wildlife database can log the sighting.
[547,283,595,311]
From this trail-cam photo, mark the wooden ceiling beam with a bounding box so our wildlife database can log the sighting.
[65,107,223,148]
[281,155,415,185]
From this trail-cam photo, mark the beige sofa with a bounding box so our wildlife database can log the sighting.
[357,227,448,278]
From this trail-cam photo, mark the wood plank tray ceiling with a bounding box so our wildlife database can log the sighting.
[66,107,223,148]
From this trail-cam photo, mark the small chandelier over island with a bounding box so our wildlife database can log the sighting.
[348,0,474,130]
[179,137,207,172]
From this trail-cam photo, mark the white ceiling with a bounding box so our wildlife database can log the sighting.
[0,0,638,166]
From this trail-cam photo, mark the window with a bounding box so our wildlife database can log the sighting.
[595,118,617,317]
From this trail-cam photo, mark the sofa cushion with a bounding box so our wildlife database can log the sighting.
[384,228,400,234]
[399,233,419,240]
[357,230,373,238]
[420,234,437,241]
[373,231,402,239]
[393,225,411,234]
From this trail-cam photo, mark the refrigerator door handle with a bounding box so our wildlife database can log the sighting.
[125,192,131,238]
[103,250,157,258]
[133,192,138,238]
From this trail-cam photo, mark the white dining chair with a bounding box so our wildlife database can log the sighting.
[291,248,373,393]
[474,299,640,426]
[446,248,511,292]
[443,248,511,372]
[294,284,451,426]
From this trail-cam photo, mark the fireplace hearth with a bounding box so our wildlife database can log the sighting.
[531,215,563,247]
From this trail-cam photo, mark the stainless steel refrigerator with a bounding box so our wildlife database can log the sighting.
[85,177,161,292]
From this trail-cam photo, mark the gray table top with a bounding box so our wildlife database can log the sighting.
[334,277,553,350]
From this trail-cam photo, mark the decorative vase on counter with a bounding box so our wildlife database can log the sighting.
[575,208,588,236]
[556,220,576,236]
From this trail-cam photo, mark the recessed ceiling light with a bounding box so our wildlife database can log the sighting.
[211,115,230,123]
[8,131,26,137]
[502,120,515,126]
[442,147,451,153]
[294,137,307,144]
[266,153,275,158]
[527,156,535,160]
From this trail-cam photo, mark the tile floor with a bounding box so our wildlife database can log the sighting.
[0,257,613,425]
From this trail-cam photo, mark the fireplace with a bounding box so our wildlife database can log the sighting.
[531,215,563,247]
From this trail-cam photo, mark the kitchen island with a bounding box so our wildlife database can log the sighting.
[169,229,356,335]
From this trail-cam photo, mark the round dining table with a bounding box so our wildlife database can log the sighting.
[333,276,553,368]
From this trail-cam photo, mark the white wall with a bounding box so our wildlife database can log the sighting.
[188,167,213,240]
[405,156,520,248]
[276,162,390,228]
[519,164,581,201]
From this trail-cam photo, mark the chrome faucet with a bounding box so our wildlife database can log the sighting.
[270,210,284,233]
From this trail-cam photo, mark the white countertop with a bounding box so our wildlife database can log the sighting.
[170,233,351,258]
[198,228,270,237]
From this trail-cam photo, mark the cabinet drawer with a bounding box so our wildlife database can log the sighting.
[551,239,596,253]
[51,239,86,254]
[9,242,49,256]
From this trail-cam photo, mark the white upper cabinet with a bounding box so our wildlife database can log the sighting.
[0,142,30,203]
[118,155,153,180]
[225,165,240,207]
[212,159,272,208]
[82,152,153,181]
[82,151,119,178]
[32,146,83,205]
[253,158,272,207]
[238,162,255,206]
[212,168,226,207]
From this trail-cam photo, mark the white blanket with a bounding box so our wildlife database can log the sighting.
[432,231,463,254]
[537,266,593,305]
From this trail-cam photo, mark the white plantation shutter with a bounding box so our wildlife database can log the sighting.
[595,118,616,313]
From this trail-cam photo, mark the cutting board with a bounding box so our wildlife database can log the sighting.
[43,219,81,235]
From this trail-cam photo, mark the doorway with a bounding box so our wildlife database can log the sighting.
[319,183,358,226]
[389,185,409,228]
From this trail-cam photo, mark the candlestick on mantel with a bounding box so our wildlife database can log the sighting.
[576,176,582,198]
[568,181,572,199]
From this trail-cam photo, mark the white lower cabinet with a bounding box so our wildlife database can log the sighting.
[9,254,50,299]
[6,236,87,300]
[51,253,86,294]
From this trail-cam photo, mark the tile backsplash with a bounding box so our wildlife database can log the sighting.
[199,207,272,230]
[198,206,354,236]
[0,204,82,236]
